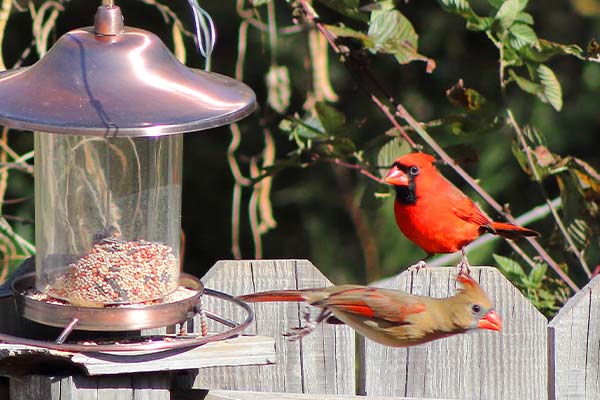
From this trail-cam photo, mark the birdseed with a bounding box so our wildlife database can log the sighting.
[43,239,180,304]
[25,285,198,308]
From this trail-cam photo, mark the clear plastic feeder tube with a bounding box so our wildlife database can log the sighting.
[35,132,182,305]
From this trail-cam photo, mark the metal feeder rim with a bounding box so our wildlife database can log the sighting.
[12,272,204,331]
[2,284,253,353]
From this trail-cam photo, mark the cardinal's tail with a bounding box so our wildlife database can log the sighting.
[237,290,308,303]
[488,222,540,240]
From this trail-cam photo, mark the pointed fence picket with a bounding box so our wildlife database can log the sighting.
[2,259,600,399]
[549,273,600,400]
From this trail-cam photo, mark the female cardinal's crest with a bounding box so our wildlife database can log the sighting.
[456,272,478,289]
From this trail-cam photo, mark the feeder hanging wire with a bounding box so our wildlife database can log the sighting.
[187,0,216,71]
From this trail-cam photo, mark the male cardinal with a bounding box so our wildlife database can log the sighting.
[384,152,539,270]
[237,273,501,347]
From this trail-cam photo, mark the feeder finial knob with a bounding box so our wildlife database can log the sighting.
[94,4,124,36]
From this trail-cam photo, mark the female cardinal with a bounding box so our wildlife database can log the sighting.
[384,152,539,270]
[237,273,501,347]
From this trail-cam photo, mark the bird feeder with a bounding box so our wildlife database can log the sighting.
[0,4,255,333]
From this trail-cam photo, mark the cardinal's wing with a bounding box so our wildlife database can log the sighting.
[319,288,426,323]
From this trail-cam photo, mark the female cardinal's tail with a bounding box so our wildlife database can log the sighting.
[488,222,540,240]
[237,290,308,303]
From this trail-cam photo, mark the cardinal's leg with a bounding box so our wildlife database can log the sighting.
[456,248,471,275]
[407,253,434,272]
[283,307,332,341]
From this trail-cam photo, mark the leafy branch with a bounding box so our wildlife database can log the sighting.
[289,0,582,291]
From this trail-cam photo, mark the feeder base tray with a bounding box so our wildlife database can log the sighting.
[12,272,203,331]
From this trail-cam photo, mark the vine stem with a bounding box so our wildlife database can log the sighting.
[295,0,579,292]
[506,108,592,278]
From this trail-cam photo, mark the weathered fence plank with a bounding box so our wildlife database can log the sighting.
[363,267,548,400]
[10,374,171,400]
[549,273,600,400]
[171,388,445,400]
[189,259,355,395]
[0,335,274,376]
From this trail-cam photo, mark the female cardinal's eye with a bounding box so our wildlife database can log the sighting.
[409,166,420,176]
[472,304,481,314]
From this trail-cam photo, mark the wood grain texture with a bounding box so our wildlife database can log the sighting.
[363,266,548,400]
[193,259,355,395]
[10,374,171,400]
[0,335,273,376]
[549,274,600,400]
[171,388,445,400]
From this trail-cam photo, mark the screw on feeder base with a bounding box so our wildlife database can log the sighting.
[198,296,208,336]
[95,3,124,36]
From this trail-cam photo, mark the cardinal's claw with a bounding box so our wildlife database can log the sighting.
[456,250,471,275]
[407,260,429,272]
[283,323,316,341]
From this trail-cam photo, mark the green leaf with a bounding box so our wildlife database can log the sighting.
[514,11,534,25]
[316,0,368,22]
[487,0,505,9]
[556,173,597,254]
[493,254,527,283]
[367,9,436,71]
[508,65,563,111]
[508,69,541,94]
[438,0,494,31]
[508,23,538,49]
[315,102,346,135]
[325,24,372,46]
[522,39,585,63]
[279,116,326,140]
[266,65,291,114]
[377,137,411,178]
[495,0,528,29]
[537,64,563,111]
[528,263,547,289]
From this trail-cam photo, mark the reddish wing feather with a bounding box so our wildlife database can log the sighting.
[323,288,426,323]
[452,197,491,227]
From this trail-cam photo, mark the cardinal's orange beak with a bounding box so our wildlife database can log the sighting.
[384,166,409,186]
[478,310,502,331]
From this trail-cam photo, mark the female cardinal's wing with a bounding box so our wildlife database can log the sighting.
[319,288,426,323]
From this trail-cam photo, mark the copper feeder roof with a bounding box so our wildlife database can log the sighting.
[0,5,256,136]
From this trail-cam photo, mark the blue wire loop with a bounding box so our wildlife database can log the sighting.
[187,0,216,71]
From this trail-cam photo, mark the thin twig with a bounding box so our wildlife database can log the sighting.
[329,158,384,184]
[507,108,592,278]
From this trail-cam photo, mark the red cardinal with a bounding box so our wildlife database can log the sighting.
[237,273,502,347]
[384,152,539,270]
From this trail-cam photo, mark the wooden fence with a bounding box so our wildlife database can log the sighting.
[1,259,599,399]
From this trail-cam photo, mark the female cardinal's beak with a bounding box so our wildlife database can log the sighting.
[384,166,409,186]
[477,310,502,331]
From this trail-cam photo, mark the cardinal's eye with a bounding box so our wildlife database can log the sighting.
[409,166,420,176]
[471,304,481,314]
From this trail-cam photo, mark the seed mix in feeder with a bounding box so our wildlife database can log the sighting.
[45,237,179,305]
